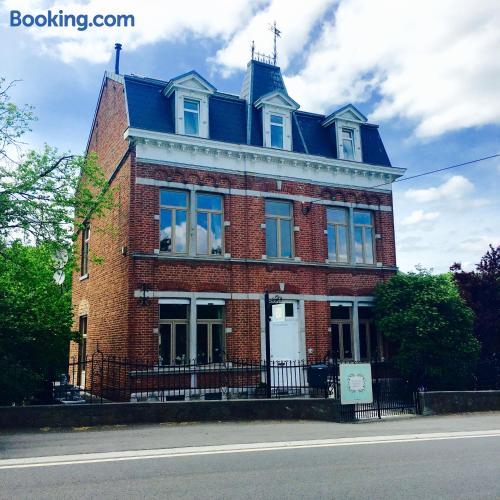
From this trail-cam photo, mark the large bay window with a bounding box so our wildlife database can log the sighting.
[160,191,189,254]
[265,200,293,258]
[196,193,223,256]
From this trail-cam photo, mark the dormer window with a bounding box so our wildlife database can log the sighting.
[342,128,355,160]
[184,98,200,136]
[254,91,299,152]
[270,114,284,149]
[163,70,216,139]
[322,104,367,163]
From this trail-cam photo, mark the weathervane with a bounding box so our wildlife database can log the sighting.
[270,21,281,66]
[250,21,281,66]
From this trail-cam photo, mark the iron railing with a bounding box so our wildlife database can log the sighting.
[64,352,340,404]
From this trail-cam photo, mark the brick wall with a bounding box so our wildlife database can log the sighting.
[70,76,132,363]
[72,78,398,365]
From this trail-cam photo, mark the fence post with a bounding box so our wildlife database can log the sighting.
[264,291,272,398]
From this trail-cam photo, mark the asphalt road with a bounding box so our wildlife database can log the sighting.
[1,414,499,499]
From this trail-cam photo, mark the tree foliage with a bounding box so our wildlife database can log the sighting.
[0,242,74,404]
[0,78,113,404]
[374,270,480,389]
[451,245,500,358]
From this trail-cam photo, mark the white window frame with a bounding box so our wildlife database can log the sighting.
[265,199,294,259]
[183,98,200,136]
[353,210,375,265]
[336,120,362,162]
[196,192,224,256]
[270,113,285,149]
[159,190,189,254]
[326,207,349,263]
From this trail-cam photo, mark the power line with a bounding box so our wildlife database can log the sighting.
[372,153,500,189]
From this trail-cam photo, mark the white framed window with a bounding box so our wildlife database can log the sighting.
[342,128,355,160]
[265,200,293,258]
[353,210,375,264]
[183,98,200,136]
[81,224,90,276]
[159,303,189,365]
[160,190,189,254]
[196,304,225,364]
[270,114,284,149]
[330,305,353,360]
[327,208,349,262]
[196,193,223,256]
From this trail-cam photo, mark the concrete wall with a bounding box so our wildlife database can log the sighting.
[419,390,500,416]
[0,398,342,429]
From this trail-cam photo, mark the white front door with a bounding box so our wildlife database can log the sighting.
[270,302,301,361]
[269,302,303,391]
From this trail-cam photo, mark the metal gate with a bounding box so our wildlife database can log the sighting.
[340,361,418,422]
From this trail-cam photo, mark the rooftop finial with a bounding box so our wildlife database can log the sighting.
[250,22,281,66]
[269,21,281,66]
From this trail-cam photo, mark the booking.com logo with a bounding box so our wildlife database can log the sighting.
[10,10,135,31]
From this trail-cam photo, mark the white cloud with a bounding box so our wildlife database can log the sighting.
[401,210,439,226]
[404,175,474,203]
[281,0,500,137]
[1,0,264,64]
[214,0,336,75]
[3,1,500,137]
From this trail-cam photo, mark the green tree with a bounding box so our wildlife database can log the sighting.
[451,245,500,358]
[0,78,113,403]
[374,270,480,390]
[0,242,73,404]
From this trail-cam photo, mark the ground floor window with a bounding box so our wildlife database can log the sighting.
[359,306,382,361]
[77,315,87,386]
[159,303,189,365]
[197,304,225,364]
[331,305,353,360]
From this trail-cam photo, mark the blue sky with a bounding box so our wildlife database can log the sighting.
[0,0,499,272]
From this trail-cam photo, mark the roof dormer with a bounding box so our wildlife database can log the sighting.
[322,104,367,162]
[255,90,299,151]
[163,71,215,138]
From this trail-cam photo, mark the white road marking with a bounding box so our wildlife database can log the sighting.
[1,430,499,470]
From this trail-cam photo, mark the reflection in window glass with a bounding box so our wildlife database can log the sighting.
[184,99,199,135]
[196,193,223,256]
[342,128,355,160]
[160,191,188,254]
[159,304,189,366]
[265,200,293,258]
[197,305,224,363]
[270,114,284,148]
[327,208,349,262]
[353,210,374,264]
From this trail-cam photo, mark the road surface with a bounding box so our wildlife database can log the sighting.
[1,413,499,499]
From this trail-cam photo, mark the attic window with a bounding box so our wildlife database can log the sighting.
[183,98,200,136]
[270,114,284,148]
[342,128,355,160]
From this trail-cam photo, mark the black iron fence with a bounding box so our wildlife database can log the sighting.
[62,352,340,404]
[338,360,418,422]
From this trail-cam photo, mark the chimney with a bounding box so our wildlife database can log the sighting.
[114,43,122,74]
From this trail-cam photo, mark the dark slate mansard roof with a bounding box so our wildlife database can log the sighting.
[123,60,392,167]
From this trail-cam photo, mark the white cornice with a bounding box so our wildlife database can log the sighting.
[125,127,405,191]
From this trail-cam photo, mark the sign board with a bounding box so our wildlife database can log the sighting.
[271,303,286,322]
[339,363,373,405]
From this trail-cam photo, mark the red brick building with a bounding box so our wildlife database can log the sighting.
[71,58,405,375]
